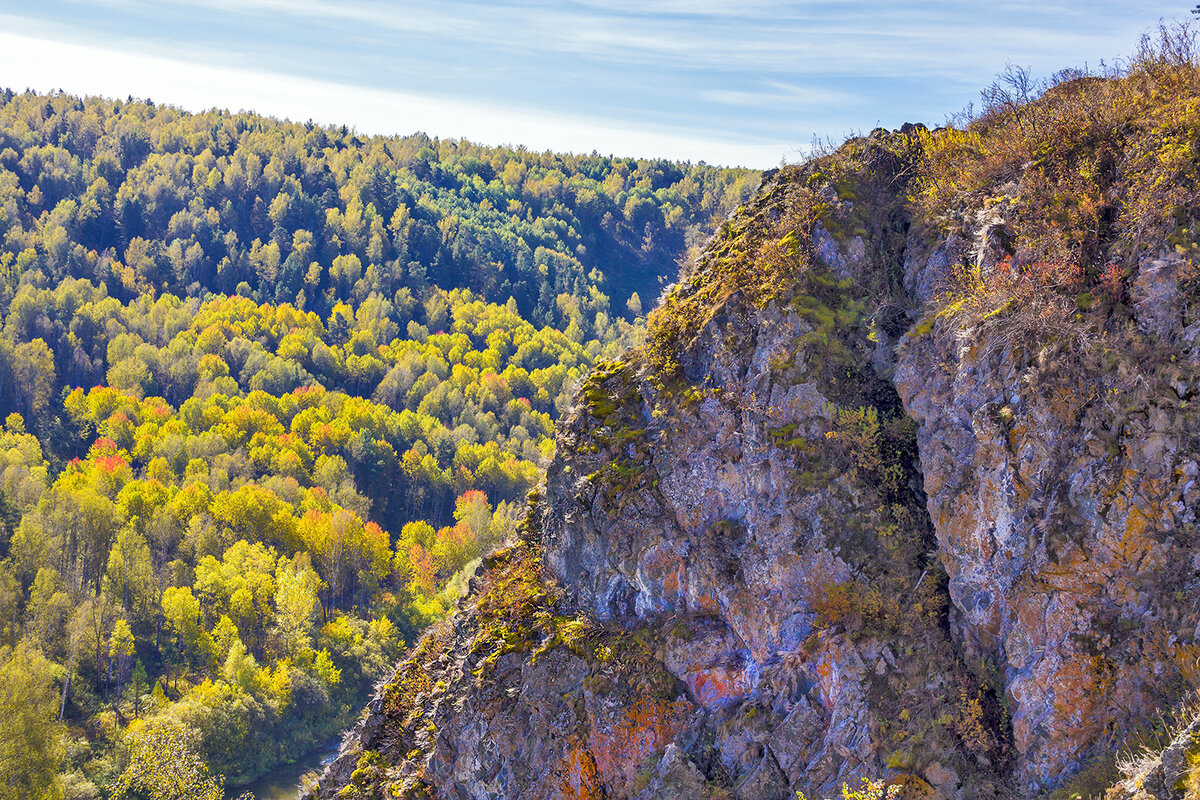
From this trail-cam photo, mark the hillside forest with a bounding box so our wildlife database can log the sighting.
[0,89,759,799]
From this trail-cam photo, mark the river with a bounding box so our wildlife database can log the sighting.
[225,740,341,800]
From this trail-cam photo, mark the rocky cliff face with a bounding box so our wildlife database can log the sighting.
[897,240,1200,792]
[311,78,1200,800]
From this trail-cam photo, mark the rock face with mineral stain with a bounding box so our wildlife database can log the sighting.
[312,122,1200,800]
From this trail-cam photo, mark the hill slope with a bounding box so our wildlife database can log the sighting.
[0,92,758,796]
[0,90,756,325]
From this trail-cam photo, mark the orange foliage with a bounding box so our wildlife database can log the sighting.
[95,452,129,474]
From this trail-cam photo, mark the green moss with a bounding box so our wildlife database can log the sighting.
[886,749,915,771]
[575,359,657,508]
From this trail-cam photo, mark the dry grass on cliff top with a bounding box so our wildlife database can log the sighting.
[917,21,1200,329]
[1107,702,1200,800]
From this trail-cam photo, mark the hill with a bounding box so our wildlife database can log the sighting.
[0,91,758,797]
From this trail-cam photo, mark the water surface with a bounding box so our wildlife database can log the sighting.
[226,741,340,800]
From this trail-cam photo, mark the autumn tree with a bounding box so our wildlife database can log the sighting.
[0,641,64,800]
[110,724,223,800]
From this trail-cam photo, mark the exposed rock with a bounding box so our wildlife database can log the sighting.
[896,285,1200,792]
[536,297,978,798]
[630,744,710,800]
[315,125,1200,800]
[814,221,866,279]
[1108,715,1200,800]
[1133,257,1186,340]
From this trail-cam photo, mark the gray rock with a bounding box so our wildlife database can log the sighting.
[1133,257,1185,340]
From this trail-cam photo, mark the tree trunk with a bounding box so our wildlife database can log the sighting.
[59,670,72,721]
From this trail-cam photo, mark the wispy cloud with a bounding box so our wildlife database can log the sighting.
[0,0,1188,166]
[0,27,792,166]
[700,82,857,110]
[72,0,1174,75]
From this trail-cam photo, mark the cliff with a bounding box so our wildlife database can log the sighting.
[309,55,1200,800]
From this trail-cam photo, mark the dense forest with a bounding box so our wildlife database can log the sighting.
[0,89,758,799]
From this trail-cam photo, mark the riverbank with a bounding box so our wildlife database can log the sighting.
[226,740,341,800]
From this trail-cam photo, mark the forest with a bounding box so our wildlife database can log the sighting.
[0,89,758,799]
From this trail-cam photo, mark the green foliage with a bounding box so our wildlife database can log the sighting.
[130,660,147,716]
[0,90,755,328]
[0,280,646,778]
[110,723,223,800]
[0,640,64,800]
[0,283,616,790]
[273,559,320,654]
[0,87,757,794]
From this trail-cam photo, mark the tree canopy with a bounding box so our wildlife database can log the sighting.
[0,87,757,796]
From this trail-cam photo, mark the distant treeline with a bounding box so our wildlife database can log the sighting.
[0,88,756,324]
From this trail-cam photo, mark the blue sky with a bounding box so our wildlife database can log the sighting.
[0,1,1189,167]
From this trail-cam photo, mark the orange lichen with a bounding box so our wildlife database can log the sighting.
[662,569,681,598]
[641,543,686,604]
[1046,385,1083,425]
[688,665,750,708]
[588,696,693,793]
[689,585,722,615]
[814,653,838,710]
[557,740,604,800]
[1048,657,1107,742]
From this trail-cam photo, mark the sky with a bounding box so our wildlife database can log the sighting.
[0,1,1190,168]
